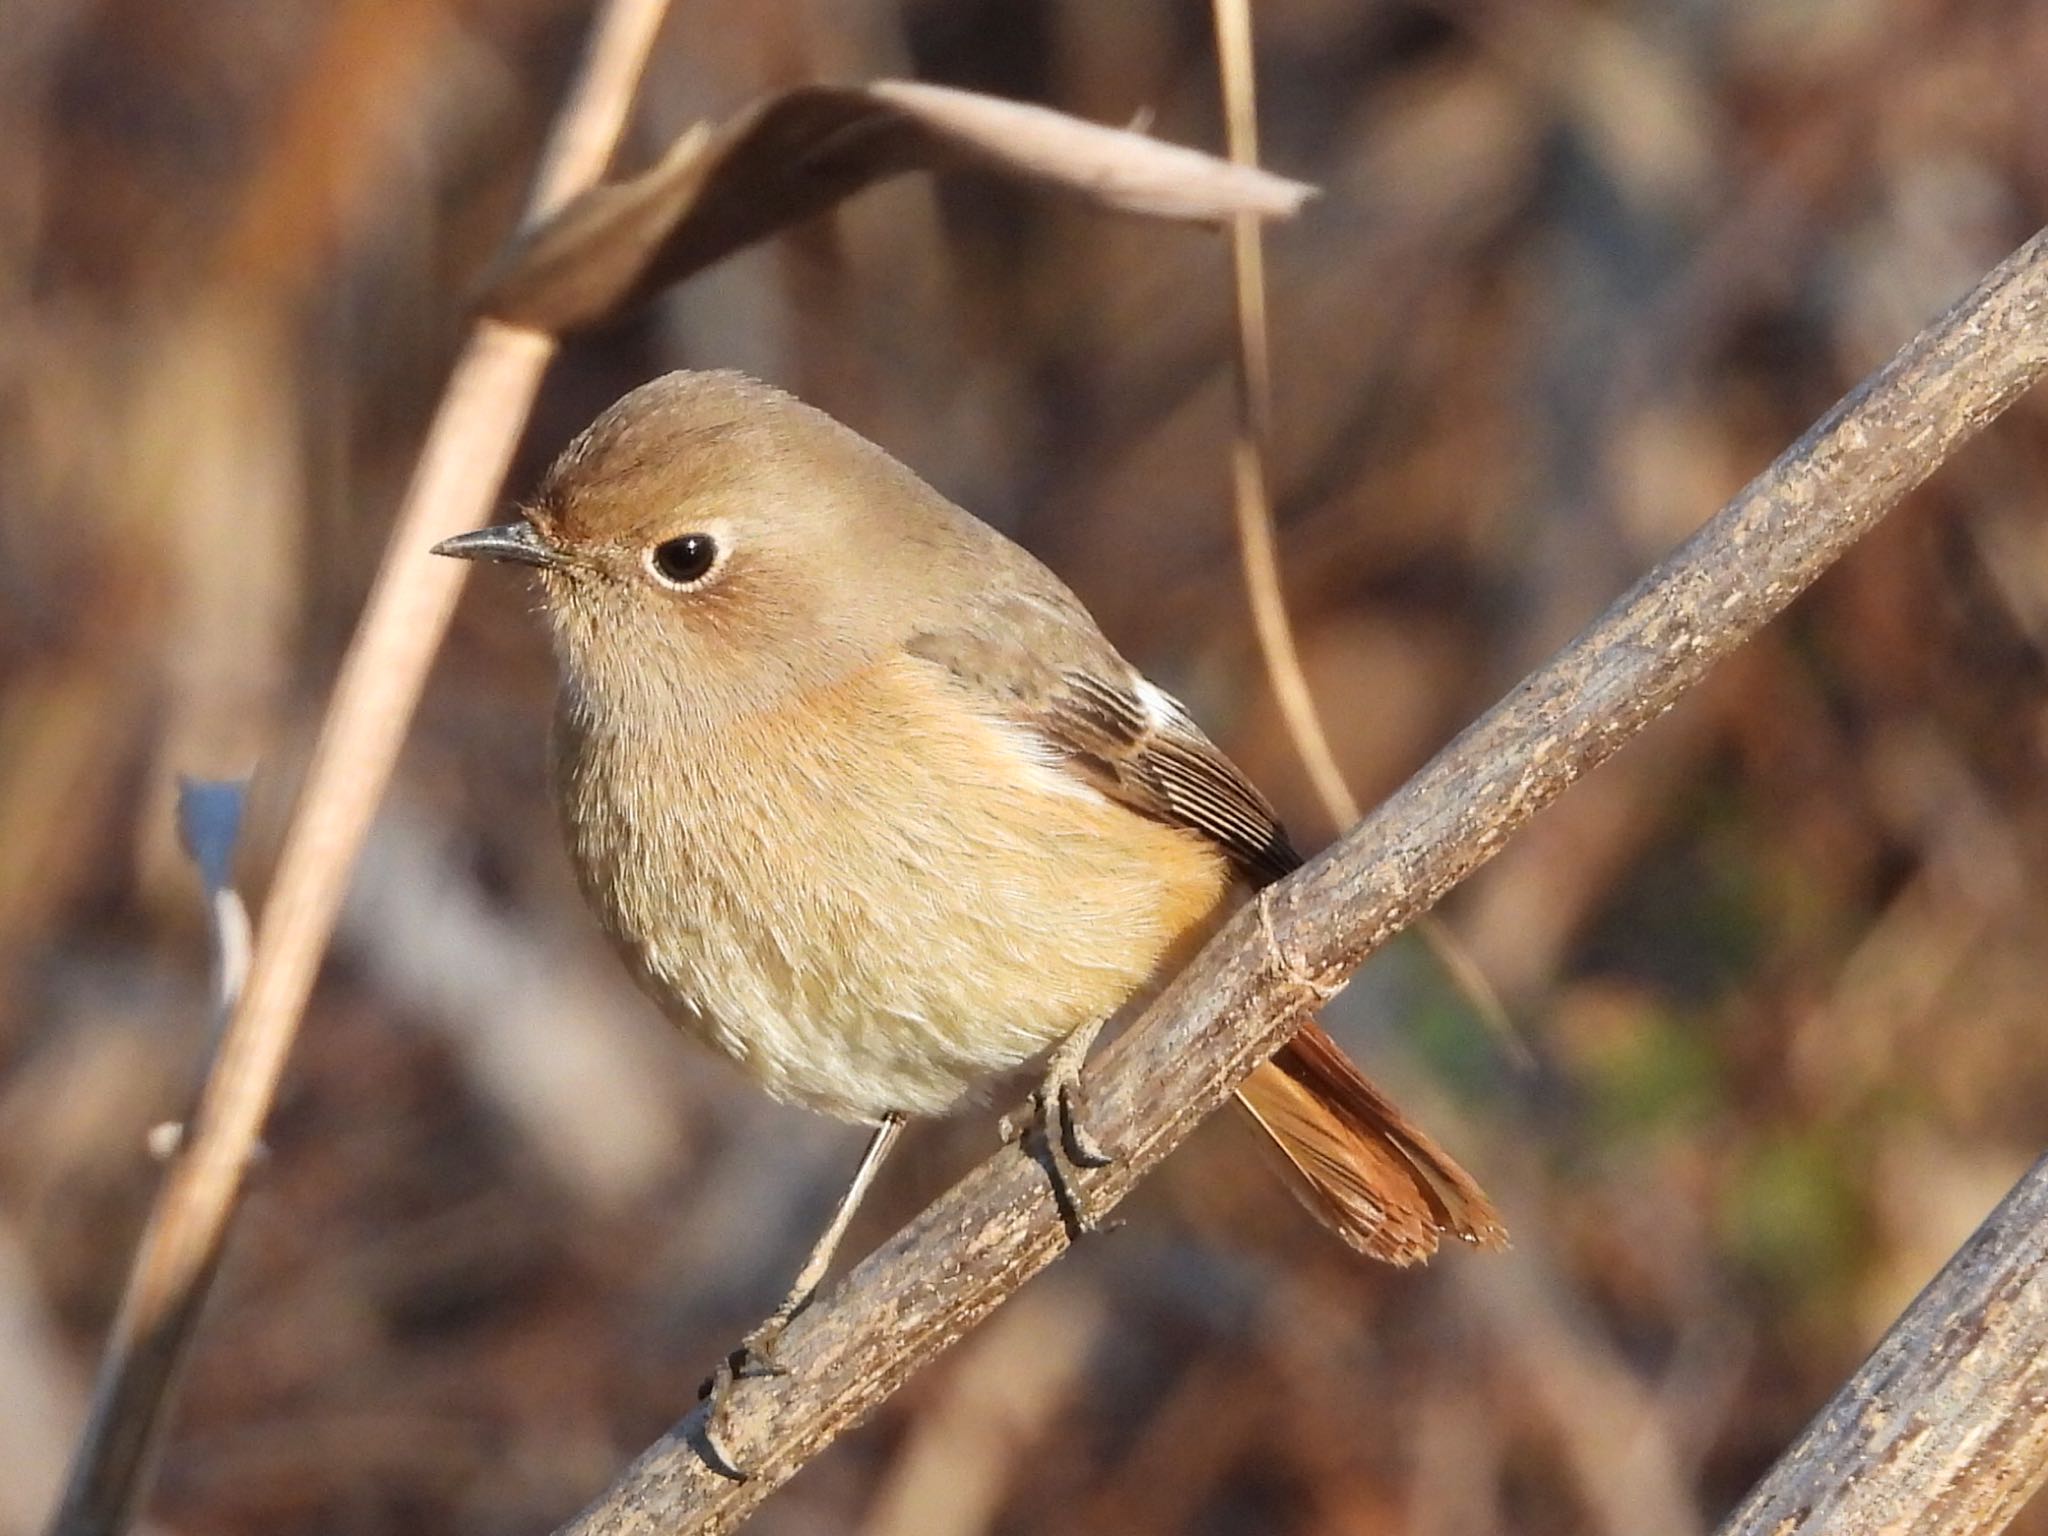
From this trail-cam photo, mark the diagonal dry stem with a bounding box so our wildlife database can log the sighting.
[546,216,2048,1536]
[40,6,675,1534]
[1712,1151,2048,1536]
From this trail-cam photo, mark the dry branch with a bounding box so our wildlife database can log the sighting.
[554,222,2048,1536]
[1714,1150,2048,1536]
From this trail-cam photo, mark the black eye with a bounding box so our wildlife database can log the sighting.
[648,533,719,587]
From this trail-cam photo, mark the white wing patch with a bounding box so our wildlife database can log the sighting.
[982,714,1115,805]
[1134,676,1192,732]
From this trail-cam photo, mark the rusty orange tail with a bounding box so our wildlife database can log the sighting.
[1233,1020,1507,1264]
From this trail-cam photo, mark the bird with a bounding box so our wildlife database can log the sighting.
[434,369,1504,1399]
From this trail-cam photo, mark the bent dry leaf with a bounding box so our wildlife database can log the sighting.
[480,79,1317,335]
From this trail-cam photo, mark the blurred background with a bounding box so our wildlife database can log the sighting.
[5,0,2048,1532]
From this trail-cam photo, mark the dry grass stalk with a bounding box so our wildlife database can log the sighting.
[40,4,677,1532]
[1211,0,1358,831]
[1209,0,1518,1054]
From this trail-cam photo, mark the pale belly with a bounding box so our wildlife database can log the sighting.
[555,660,1231,1122]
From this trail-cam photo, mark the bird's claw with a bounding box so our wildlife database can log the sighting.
[1006,1044,1117,1239]
[694,1310,799,1481]
[1048,1078,1112,1169]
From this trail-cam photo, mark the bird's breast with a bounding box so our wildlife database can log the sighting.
[551,653,1232,1121]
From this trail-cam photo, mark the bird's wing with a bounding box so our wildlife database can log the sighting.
[910,591,1509,1266]
[907,592,1300,885]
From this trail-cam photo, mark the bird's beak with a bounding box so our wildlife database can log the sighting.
[432,521,559,568]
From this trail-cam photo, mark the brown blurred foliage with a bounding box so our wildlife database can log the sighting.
[5,1,2048,1533]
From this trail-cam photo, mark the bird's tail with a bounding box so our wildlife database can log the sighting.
[1233,1019,1507,1264]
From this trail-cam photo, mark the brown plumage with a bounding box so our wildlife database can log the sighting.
[438,369,1503,1268]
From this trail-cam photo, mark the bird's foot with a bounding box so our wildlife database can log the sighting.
[1003,1023,1116,1239]
[694,1305,801,1480]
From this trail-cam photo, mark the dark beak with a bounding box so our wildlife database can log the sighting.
[432,521,558,568]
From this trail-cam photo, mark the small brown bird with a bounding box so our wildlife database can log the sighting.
[436,371,1503,1373]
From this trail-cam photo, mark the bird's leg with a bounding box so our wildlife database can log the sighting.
[699,1113,905,1473]
[725,1112,906,1373]
[1004,1015,1114,1237]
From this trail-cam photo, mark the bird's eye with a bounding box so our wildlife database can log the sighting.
[646,533,720,588]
